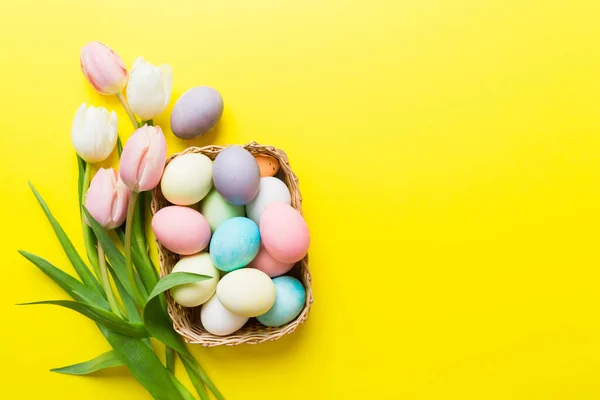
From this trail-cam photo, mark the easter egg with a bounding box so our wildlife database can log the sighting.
[200,294,248,336]
[161,153,213,205]
[245,177,291,224]
[170,86,224,139]
[213,146,260,206]
[152,206,211,255]
[209,217,260,272]
[260,203,310,263]
[198,188,245,232]
[216,269,276,317]
[257,276,305,327]
[170,253,219,307]
[254,155,280,177]
[247,243,294,278]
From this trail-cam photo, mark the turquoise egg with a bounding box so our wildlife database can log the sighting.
[210,217,260,272]
[257,276,306,327]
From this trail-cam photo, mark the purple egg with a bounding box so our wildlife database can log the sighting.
[213,146,260,206]
[170,86,224,139]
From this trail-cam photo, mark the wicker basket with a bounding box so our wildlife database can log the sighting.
[151,142,313,346]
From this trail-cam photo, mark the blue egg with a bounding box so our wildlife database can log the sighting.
[210,217,260,272]
[257,276,306,327]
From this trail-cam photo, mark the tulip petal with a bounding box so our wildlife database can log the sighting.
[138,127,167,191]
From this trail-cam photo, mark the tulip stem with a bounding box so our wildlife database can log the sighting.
[117,92,140,129]
[125,191,146,307]
[81,163,101,279]
[98,240,123,318]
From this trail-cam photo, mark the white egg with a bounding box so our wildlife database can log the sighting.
[201,294,248,336]
[170,253,219,307]
[161,153,213,205]
[245,177,291,224]
[216,268,276,317]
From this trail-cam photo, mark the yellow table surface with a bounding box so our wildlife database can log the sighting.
[2,0,600,398]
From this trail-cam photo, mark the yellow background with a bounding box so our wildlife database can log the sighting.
[1,0,600,398]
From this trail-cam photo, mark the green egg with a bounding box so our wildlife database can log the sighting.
[198,188,245,232]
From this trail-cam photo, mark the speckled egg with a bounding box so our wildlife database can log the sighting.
[247,243,295,278]
[170,86,224,139]
[212,146,260,206]
[245,177,291,224]
[201,294,248,336]
[170,253,219,307]
[152,206,211,255]
[257,276,305,327]
[216,268,276,317]
[161,153,213,205]
[254,155,280,177]
[260,203,310,263]
[198,188,245,232]
[209,217,260,272]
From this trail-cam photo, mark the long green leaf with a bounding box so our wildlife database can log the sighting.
[181,355,209,400]
[168,369,198,400]
[18,300,148,338]
[147,272,212,301]
[51,350,123,375]
[109,265,141,323]
[18,250,109,310]
[117,136,123,157]
[29,183,104,295]
[76,155,85,209]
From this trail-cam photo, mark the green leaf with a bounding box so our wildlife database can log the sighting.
[109,265,141,324]
[168,368,198,400]
[18,300,148,338]
[117,136,123,157]
[76,155,85,210]
[147,272,212,301]
[29,183,104,295]
[51,350,123,375]
[181,355,209,400]
[18,250,109,310]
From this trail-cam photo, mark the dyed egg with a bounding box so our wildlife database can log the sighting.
[209,217,260,272]
[152,206,211,255]
[170,253,219,307]
[257,276,305,327]
[201,294,248,336]
[170,86,224,139]
[216,268,276,317]
[161,153,213,205]
[247,244,294,278]
[245,177,291,224]
[213,146,260,206]
[254,155,280,177]
[198,188,245,232]
[260,203,310,263]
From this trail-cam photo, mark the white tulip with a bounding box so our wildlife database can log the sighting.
[71,103,118,163]
[126,57,172,120]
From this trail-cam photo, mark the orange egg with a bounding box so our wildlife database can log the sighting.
[254,155,280,177]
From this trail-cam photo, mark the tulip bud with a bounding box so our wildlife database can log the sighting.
[80,42,128,95]
[119,125,167,192]
[126,57,172,120]
[85,168,131,229]
[71,103,118,163]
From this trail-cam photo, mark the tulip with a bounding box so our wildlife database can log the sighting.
[119,124,167,192]
[71,103,118,164]
[80,41,128,95]
[84,168,130,230]
[126,57,172,120]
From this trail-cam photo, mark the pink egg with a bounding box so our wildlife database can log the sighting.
[152,206,211,255]
[247,244,295,277]
[260,203,310,263]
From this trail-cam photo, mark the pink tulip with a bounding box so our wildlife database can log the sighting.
[119,124,167,192]
[80,42,128,95]
[85,168,131,229]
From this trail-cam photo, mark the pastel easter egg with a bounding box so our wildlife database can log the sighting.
[209,217,260,272]
[213,146,260,206]
[247,244,294,278]
[161,153,213,205]
[245,177,291,225]
[170,253,219,307]
[254,155,280,177]
[216,268,276,317]
[260,203,310,263]
[170,86,224,139]
[257,276,306,327]
[198,188,245,232]
[152,206,211,255]
[201,294,248,336]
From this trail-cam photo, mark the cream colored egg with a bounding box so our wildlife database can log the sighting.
[201,294,248,336]
[245,177,291,224]
[170,253,219,307]
[216,269,276,317]
[161,153,213,205]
